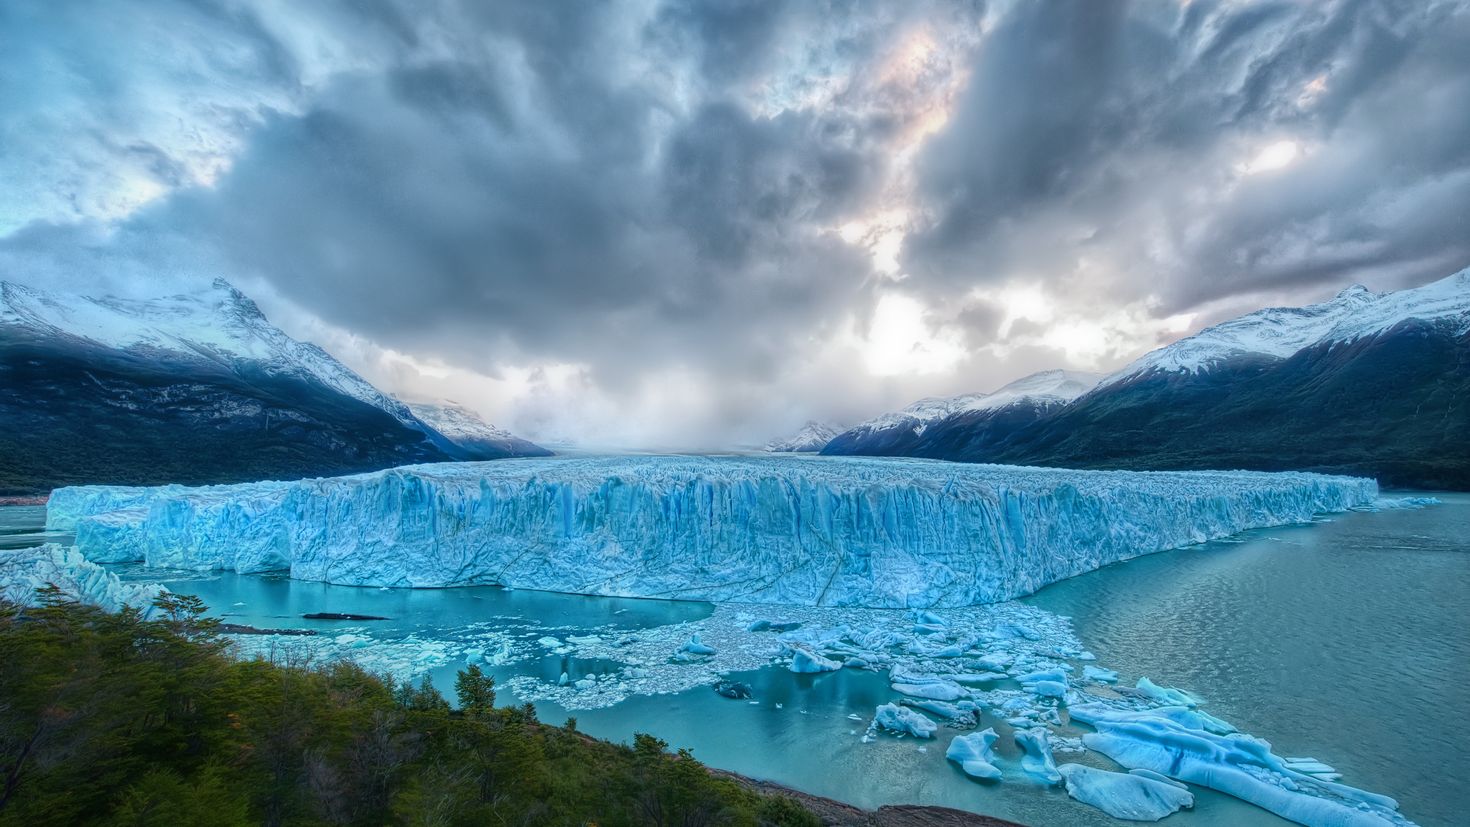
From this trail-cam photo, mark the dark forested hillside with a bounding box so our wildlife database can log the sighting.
[0,334,460,495]
[0,593,821,827]
[908,323,1470,489]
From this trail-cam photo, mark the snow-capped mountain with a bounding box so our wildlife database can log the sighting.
[764,421,841,453]
[1106,270,1470,384]
[1,277,426,431]
[406,401,551,458]
[0,279,535,493]
[831,268,1470,489]
[823,370,1101,457]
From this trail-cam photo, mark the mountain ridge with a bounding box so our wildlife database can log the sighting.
[0,279,546,493]
[824,268,1470,489]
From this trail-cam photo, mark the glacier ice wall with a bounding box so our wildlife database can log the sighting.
[48,456,1377,607]
[0,543,167,616]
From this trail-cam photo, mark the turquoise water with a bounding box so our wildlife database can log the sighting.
[3,496,1465,826]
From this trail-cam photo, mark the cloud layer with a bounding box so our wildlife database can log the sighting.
[2,0,1466,446]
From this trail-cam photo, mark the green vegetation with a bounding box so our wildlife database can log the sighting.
[0,590,820,827]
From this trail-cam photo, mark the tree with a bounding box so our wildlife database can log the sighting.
[454,666,495,716]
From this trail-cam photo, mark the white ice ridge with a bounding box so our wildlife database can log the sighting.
[0,543,167,617]
[48,455,1378,607]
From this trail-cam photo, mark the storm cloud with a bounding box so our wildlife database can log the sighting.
[1,0,1466,447]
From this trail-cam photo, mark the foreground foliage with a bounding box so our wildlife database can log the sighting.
[0,591,819,827]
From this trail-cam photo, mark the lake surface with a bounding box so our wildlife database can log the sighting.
[3,495,1464,826]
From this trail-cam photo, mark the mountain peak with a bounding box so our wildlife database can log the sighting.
[1334,283,1375,301]
[765,420,841,452]
[1110,270,1470,383]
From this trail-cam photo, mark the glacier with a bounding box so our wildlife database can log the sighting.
[47,455,1377,607]
[0,543,166,617]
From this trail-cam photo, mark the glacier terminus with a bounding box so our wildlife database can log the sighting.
[48,455,1377,607]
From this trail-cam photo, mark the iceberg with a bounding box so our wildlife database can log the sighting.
[946,729,1003,781]
[1057,763,1194,821]
[48,455,1376,608]
[789,647,841,673]
[871,703,938,739]
[1070,703,1410,827]
[1016,728,1061,784]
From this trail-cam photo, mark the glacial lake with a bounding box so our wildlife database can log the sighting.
[3,494,1465,827]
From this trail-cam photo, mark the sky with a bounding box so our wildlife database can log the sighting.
[1,0,1467,449]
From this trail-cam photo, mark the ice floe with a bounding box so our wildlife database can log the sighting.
[1058,763,1194,821]
[946,729,1003,780]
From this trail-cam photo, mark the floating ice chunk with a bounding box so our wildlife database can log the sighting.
[901,699,976,728]
[913,609,947,627]
[1017,666,1069,698]
[952,672,1006,685]
[872,703,938,739]
[1135,678,1199,708]
[680,633,716,656]
[1071,703,1407,827]
[557,672,570,686]
[891,680,966,702]
[1084,665,1119,684]
[1361,496,1440,511]
[537,636,561,648]
[946,729,1003,781]
[1015,728,1061,784]
[1030,680,1067,698]
[974,653,1013,672]
[789,647,841,673]
[1058,763,1194,821]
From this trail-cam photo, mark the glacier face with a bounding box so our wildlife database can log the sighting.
[48,456,1377,608]
[0,544,166,616]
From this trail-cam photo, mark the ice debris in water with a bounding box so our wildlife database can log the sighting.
[788,647,841,673]
[1070,703,1415,827]
[680,633,716,656]
[1016,728,1062,785]
[871,704,938,739]
[1058,763,1194,821]
[1356,496,1441,511]
[946,729,1003,781]
[49,456,1376,607]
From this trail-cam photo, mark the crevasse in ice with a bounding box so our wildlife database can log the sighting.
[48,455,1377,607]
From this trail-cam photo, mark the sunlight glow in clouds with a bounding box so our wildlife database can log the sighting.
[857,293,967,376]
[1240,140,1303,175]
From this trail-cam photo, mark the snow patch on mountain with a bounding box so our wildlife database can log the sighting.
[1109,268,1470,383]
[844,370,1102,439]
[404,400,549,457]
[765,421,841,452]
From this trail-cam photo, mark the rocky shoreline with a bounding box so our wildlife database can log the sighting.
[713,769,1024,827]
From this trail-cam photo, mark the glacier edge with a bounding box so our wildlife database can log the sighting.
[47,456,1377,608]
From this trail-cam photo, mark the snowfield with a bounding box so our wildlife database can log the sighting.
[48,455,1377,607]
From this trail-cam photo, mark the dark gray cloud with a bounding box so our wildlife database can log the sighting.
[904,0,1470,312]
[0,0,1466,445]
